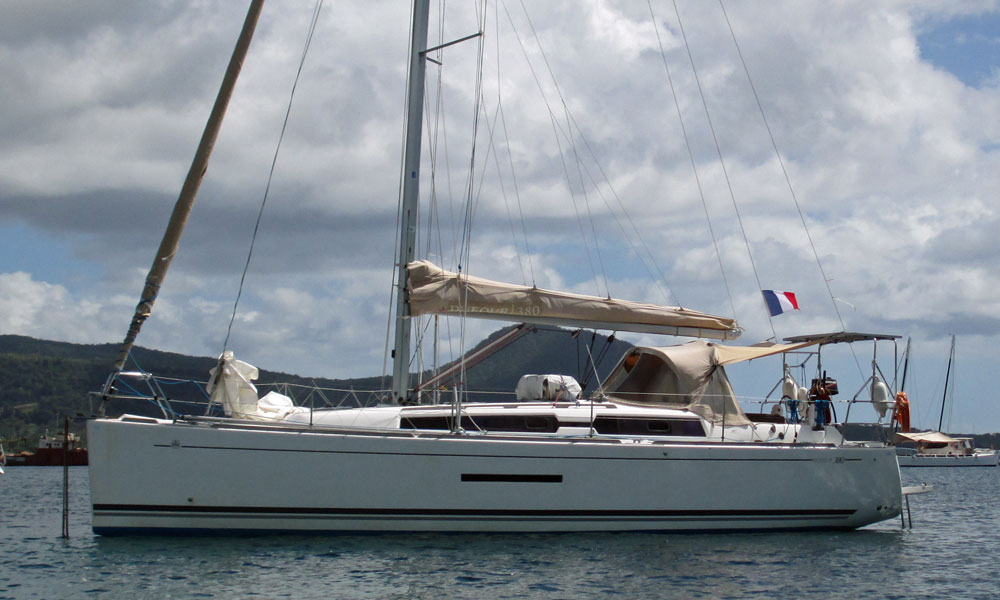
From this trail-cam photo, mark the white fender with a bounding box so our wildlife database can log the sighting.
[782,375,798,401]
[780,377,800,421]
[872,379,891,418]
[792,386,811,425]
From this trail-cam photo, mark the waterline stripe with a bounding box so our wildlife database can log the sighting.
[94,504,855,518]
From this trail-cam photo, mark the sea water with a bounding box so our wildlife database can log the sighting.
[1,466,997,599]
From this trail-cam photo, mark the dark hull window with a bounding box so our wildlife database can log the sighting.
[401,414,559,433]
[592,417,705,437]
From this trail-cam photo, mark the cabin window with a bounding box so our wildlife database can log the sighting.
[591,417,705,437]
[400,416,452,430]
[647,420,672,433]
[523,416,554,431]
[401,414,559,433]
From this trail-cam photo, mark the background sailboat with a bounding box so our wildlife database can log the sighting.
[896,336,998,467]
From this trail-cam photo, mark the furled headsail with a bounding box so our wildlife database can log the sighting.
[406,260,742,340]
[110,0,266,372]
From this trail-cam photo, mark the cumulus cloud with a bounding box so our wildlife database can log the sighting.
[2,1,1000,430]
[0,272,114,343]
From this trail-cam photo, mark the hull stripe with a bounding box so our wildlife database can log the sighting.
[152,443,864,462]
[94,504,855,518]
[461,473,562,482]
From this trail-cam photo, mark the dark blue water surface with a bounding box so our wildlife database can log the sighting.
[1,466,997,599]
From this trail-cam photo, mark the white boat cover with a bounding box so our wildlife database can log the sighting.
[406,261,741,340]
[207,351,260,419]
[601,340,819,425]
[256,391,310,420]
[207,352,308,420]
[515,374,582,402]
[894,431,962,444]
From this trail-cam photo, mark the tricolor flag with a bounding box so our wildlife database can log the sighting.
[762,290,799,317]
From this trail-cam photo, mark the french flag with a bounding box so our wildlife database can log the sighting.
[762,290,799,317]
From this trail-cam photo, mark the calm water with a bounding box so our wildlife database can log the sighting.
[1,466,997,599]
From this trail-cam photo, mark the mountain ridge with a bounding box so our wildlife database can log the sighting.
[0,327,632,450]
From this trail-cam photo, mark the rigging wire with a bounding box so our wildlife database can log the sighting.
[647,0,733,316]
[549,108,603,292]
[483,103,528,285]
[492,0,535,285]
[512,0,610,298]
[431,0,464,386]
[454,0,490,421]
[420,0,456,392]
[462,92,534,288]
[464,100,501,244]
[565,102,611,298]
[222,0,325,354]
[717,0,862,374]
[456,2,489,273]
[717,0,847,330]
[670,0,766,337]
[502,0,680,306]
[425,0,460,270]
[557,110,680,307]
[382,0,425,390]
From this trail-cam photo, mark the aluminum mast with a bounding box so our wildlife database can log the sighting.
[390,0,430,403]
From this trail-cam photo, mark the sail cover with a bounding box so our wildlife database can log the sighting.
[893,431,961,444]
[600,340,820,425]
[406,261,741,340]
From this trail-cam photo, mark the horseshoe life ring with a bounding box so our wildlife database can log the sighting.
[892,391,911,433]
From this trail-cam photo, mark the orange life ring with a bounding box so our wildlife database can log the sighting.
[892,391,910,432]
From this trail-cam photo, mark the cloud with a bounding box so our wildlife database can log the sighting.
[2,1,1000,428]
[0,272,114,343]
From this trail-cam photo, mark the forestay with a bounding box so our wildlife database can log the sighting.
[406,261,742,340]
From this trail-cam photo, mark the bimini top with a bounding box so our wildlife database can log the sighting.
[784,331,901,345]
[406,260,742,341]
[600,339,818,426]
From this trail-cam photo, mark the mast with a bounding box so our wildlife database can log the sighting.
[938,334,955,432]
[111,0,266,372]
[900,337,910,391]
[391,0,431,404]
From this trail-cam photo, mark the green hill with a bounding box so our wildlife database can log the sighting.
[4,330,997,453]
[0,326,631,452]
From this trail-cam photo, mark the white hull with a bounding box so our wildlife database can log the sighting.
[897,450,998,467]
[88,415,902,534]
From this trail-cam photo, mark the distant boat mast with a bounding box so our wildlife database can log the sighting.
[938,334,956,432]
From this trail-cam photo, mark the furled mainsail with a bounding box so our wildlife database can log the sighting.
[406,260,742,340]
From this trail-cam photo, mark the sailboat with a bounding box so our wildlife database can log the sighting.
[895,336,998,467]
[86,1,904,534]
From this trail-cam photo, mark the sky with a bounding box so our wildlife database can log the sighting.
[2,1,1000,433]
